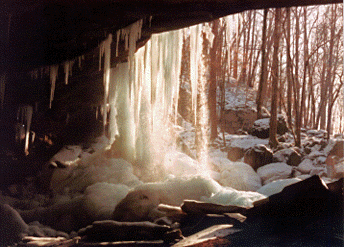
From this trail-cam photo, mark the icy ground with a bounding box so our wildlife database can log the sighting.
[1,86,343,240]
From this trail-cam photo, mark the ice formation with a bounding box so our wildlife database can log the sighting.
[16,105,33,155]
[257,178,302,196]
[202,187,266,208]
[48,145,82,166]
[50,154,141,194]
[132,176,222,206]
[82,182,130,222]
[213,159,262,191]
[63,60,74,85]
[107,21,187,177]
[49,65,59,109]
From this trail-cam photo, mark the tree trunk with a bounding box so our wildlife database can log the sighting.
[326,4,337,139]
[256,8,268,120]
[209,20,220,141]
[269,8,281,148]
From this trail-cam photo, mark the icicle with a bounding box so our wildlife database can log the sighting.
[116,30,120,57]
[49,65,58,108]
[0,73,6,110]
[102,34,112,135]
[63,61,73,85]
[189,24,202,123]
[24,105,33,155]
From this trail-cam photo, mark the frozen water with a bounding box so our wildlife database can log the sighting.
[82,182,130,221]
[133,176,222,206]
[49,145,82,166]
[257,178,302,196]
[49,65,58,109]
[201,187,266,208]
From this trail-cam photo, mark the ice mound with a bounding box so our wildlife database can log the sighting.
[257,178,302,196]
[162,150,201,177]
[133,176,222,206]
[49,145,82,167]
[82,182,130,222]
[51,150,141,194]
[211,157,262,191]
[201,187,266,208]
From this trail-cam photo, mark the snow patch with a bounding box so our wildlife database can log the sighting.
[257,178,302,196]
[257,162,293,184]
[82,182,130,221]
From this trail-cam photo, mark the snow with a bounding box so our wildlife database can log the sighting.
[210,157,261,191]
[133,176,222,206]
[49,145,82,166]
[202,187,266,208]
[297,159,315,174]
[50,154,141,194]
[308,150,324,160]
[257,163,293,185]
[162,150,201,177]
[257,178,302,196]
[228,135,269,150]
[82,182,130,221]
[273,148,294,163]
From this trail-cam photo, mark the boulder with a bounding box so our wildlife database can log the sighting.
[227,146,246,161]
[220,105,257,134]
[273,147,302,166]
[217,161,262,191]
[248,114,289,139]
[297,159,315,174]
[0,204,29,246]
[287,148,302,166]
[257,162,293,185]
[244,145,273,170]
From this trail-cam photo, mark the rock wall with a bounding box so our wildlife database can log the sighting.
[219,106,257,134]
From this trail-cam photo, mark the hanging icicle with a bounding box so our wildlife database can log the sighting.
[49,65,58,109]
[24,106,33,155]
[101,34,113,134]
[116,30,120,57]
[64,60,74,85]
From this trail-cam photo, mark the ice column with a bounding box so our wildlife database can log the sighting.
[64,60,74,85]
[24,106,33,155]
[49,65,59,108]
[189,24,202,123]
[99,34,113,134]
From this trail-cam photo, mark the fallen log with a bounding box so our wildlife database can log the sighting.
[181,200,249,216]
[78,220,172,242]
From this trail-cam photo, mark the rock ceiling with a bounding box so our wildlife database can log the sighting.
[0,0,341,71]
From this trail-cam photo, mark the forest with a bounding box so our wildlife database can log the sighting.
[180,4,343,150]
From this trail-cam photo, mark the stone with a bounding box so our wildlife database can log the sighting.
[257,163,293,185]
[244,144,273,170]
[287,148,302,166]
[297,159,315,174]
[227,146,246,161]
[273,147,302,166]
[220,105,257,134]
[248,114,289,139]
[0,204,29,246]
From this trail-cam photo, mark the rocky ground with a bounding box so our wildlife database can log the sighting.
[0,86,343,246]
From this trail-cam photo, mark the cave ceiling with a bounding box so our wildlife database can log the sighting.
[0,0,341,71]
